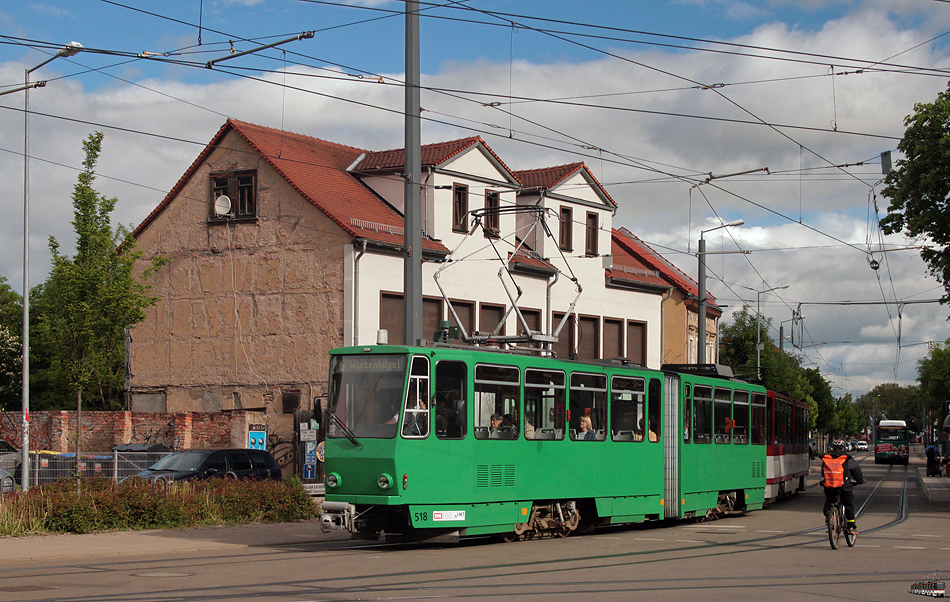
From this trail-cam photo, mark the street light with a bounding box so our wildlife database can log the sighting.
[756,284,788,379]
[21,41,83,492]
[697,219,743,365]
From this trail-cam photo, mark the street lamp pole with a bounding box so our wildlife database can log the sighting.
[756,284,788,380]
[697,219,743,365]
[21,41,83,492]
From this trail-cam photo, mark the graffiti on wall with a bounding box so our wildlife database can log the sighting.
[268,433,296,468]
[128,420,177,449]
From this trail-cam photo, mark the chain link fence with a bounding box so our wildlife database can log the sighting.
[20,450,173,486]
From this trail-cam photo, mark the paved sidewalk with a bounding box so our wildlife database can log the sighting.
[0,520,336,564]
[917,467,950,503]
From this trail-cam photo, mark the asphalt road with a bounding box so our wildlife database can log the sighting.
[1,453,947,602]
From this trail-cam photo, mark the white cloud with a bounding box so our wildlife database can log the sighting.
[1,5,948,397]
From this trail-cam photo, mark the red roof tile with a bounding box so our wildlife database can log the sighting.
[608,236,670,290]
[132,119,449,252]
[354,136,520,185]
[613,228,719,309]
[513,163,616,207]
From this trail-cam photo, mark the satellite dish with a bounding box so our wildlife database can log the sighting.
[214,195,232,217]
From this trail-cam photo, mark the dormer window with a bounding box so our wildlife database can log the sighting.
[452,183,469,233]
[484,190,500,238]
[211,170,257,219]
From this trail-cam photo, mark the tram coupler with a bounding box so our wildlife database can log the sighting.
[320,501,356,532]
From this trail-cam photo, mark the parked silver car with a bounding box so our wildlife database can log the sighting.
[0,440,20,476]
[0,468,14,493]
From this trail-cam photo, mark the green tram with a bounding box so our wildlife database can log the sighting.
[320,343,768,542]
[874,419,910,465]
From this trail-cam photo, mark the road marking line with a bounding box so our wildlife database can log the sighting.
[757,530,784,533]
[894,546,925,550]
[911,534,941,538]
[676,540,705,543]
[634,538,664,541]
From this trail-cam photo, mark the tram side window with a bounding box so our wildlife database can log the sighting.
[610,376,645,442]
[524,369,565,440]
[435,360,467,439]
[714,388,732,444]
[786,400,793,445]
[569,373,607,441]
[683,383,691,443]
[766,394,774,445]
[474,364,520,440]
[693,385,712,444]
[647,378,660,442]
[733,390,749,444]
[751,393,766,445]
[401,356,430,438]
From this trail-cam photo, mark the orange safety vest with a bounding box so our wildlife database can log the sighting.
[822,455,847,488]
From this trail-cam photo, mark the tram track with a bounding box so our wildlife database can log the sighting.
[659,461,911,552]
[751,461,909,547]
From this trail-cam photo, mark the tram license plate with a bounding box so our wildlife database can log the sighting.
[433,510,466,522]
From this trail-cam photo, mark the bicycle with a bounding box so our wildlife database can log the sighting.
[826,492,856,550]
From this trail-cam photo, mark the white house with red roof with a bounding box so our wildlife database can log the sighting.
[129,119,711,447]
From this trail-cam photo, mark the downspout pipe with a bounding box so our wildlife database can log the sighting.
[353,240,367,346]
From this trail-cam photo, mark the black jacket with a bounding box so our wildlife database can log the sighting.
[822,449,865,491]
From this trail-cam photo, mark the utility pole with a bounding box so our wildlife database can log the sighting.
[403,0,423,345]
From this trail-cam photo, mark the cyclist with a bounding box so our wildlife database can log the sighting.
[821,441,865,534]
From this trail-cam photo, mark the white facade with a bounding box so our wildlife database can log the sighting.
[347,144,664,368]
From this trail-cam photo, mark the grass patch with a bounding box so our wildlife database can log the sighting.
[0,477,318,536]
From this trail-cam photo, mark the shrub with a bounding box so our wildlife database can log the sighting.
[0,477,318,536]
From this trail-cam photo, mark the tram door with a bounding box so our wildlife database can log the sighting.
[663,374,680,519]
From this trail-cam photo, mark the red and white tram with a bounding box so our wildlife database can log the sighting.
[765,390,810,502]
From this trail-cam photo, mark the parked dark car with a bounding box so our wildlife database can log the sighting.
[129,449,281,483]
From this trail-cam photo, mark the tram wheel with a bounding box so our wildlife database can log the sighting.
[499,532,520,543]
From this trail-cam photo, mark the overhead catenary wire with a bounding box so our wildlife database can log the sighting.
[7,3,944,394]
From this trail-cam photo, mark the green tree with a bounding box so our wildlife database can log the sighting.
[880,82,950,302]
[0,276,22,335]
[804,367,834,433]
[0,325,20,411]
[912,339,950,432]
[832,394,863,437]
[719,305,812,400]
[0,276,23,410]
[854,383,926,431]
[33,132,164,412]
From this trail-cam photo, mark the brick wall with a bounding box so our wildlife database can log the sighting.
[0,410,267,452]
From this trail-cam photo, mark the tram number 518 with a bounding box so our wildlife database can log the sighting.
[414,511,429,522]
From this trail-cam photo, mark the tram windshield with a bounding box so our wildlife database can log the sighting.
[328,354,408,439]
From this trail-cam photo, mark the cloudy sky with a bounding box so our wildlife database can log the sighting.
[2,0,950,398]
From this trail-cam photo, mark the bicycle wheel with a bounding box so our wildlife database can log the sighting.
[827,506,841,549]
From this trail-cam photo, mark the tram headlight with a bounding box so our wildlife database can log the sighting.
[378,473,393,490]
[326,473,341,488]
